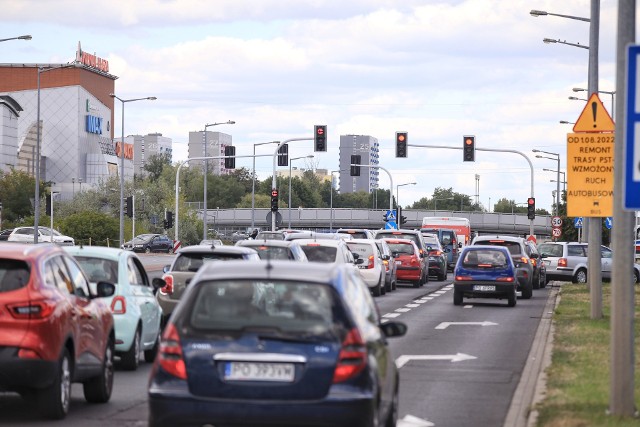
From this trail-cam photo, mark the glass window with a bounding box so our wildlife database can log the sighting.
[387,242,414,255]
[0,260,30,293]
[300,246,337,263]
[74,256,118,283]
[63,256,91,298]
[48,256,74,294]
[127,257,146,286]
[601,247,612,259]
[568,245,586,257]
[538,244,563,257]
[172,252,247,272]
[250,246,292,260]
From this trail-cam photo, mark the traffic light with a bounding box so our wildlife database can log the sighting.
[463,135,475,162]
[224,145,236,169]
[527,197,536,220]
[277,144,289,167]
[314,125,327,152]
[397,206,407,226]
[46,195,52,216]
[166,211,174,228]
[126,196,133,218]
[383,212,388,222]
[350,155,361,176]
[271,189,279,212]
[395,132,408,158]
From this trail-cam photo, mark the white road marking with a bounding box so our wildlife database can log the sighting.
[397,414,435,427]
[405,304,420,308]
[396,353,477,368]
[435,321,499,330]
[396,308,411,313]
[383,313,401,318]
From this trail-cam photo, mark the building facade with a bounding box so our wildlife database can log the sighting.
[188,131,233,175]
[128,132,173,176]
[338,135,380,194]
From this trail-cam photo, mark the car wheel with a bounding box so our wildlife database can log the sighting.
[540,272,547,288]
[532,273,540,290]
[384,277,392,293]
[508,288,517,307]
[385,382,399,427]
[38,348,71,419]
[120,328,140,371]
[372,282,382,297]
[144,333,160,363]
[422,270,429,285]
[391,279,397,291]
[438,269,447,281]
[633,269,639,284]
[453,289,463,305]
[521,282,533,299]
[145,247,151,254]
[412,279,420,288]
[83,337,114,403]
[573,268,587,284]
[380,278,386,295]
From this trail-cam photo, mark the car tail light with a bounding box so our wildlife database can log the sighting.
[382,259,389,271]
[110,296,126,314]
[430,250,443,256]
[366,255,375,269]
[531,259,537,267]
[558,258,568,267]
[455,275,472,281]
[160,275,174,295]
[520,257,529,264]
[8,300,56,319]
[333,328,367,383]
[496,277,515,282]
[157,323,187,380]
[18,349,41,359]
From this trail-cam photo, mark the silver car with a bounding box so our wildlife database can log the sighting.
[538,242,640,284]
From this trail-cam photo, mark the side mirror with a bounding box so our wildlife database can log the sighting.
[529,253,539,259]
[151,277,166,295]
[392,252,399,258]
[355,258,365,265]
[162,265,171,273]
[458,243,463,248]
[352,252,360,260]
[380,321,408,338]
[382,254,390,261]
[95,281,116,298]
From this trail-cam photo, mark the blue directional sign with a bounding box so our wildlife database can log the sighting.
[386,210,396,221]
[385,221,398,230]
[605,217,613,230]
[574,217,584,228]
[625,45,640,209]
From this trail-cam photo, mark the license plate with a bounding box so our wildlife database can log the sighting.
[224,362,295,382]
[395,261,401,265]
[544,260,550,266]
[428,257,436,261]
[473,285,496,291]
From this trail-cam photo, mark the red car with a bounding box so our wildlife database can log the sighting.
[384,238,425,288]
[0,243,116,419]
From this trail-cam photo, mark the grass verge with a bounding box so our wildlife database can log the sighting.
[535,283,640,427]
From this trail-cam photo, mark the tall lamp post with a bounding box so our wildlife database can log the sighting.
[252,141,279,229]
[34,63,75,243]
[395,182,416,211]
[110,94,157,247]
[0,34,31,42]
[203,120,235,240]
[533,149,561,216]
[288,155,314,228]
[544,168,567,193]
[572,87,616,115]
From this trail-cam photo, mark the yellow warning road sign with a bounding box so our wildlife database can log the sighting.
[572,93,615,133]
[566,133,614,217]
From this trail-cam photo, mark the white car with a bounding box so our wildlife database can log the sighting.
[7,226,75,246]
[346,239,386,297]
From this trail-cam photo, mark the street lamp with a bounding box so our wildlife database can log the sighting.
[396,182,416,211]
[530,10,590,22]
[573,87,616,115]
[433,196,454,212]
[288,155,314,228]
[110,93,157,247]
[0,35,32,42]
[203,120,235,240]
[542,38,589,50]
[568,96,588,102]
[559,120,575,125]
[252,141,279,229]
[533,149,561,216]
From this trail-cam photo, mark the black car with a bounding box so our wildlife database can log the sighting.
[122,234,174,253]
[0,229,14,241]
[148,261,407,427]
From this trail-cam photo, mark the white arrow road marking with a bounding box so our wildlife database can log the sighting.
[435,321,498,330]
[395,353,477,368]
[397,414,435,427]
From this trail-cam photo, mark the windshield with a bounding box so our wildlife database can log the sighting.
[172,252,249,272]
[74,256,118,283]
[388,242,414,255]
[133,234,155,242]
[187,280,346,338]
[39,227,62,236]
[249,246,293,260]
[300,246,338,263]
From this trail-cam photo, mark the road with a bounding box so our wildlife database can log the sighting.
[0,254,550,426]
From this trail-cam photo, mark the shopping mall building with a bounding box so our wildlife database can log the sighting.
[0,43,171,200]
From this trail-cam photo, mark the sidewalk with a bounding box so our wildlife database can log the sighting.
[504,282,561,427]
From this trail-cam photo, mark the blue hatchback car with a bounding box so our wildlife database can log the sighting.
[148,261,407,427]
[453,245,518,307]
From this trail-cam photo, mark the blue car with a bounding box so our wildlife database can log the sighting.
[453,245,518,307]
[65,246,165,370]
[148,261,407,427]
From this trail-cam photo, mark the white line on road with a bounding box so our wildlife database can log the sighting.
[383,312,401,318]
[435,321,499,330]
[405,304,420,308]
[395,308,411,313]
[396,353,477,368]
[397,414,435,427]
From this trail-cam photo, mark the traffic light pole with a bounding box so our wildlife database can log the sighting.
[174,154,271,242]
[271,138,314,231]
[408,143,535,238]
[349,163,394,226]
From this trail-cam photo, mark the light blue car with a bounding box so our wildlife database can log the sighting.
[65,246,165,370]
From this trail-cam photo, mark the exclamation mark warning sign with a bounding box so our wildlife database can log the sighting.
[573,93,615,132]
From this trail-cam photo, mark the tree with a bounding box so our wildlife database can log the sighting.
[58,211,119,246]
[0,169,38,224]
[142,153,172,181]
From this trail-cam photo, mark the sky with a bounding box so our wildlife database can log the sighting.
[0,0,621,212]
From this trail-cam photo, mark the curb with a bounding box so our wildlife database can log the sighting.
[503,282,561,427]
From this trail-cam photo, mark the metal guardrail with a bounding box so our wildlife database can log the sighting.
[198,208,552,236]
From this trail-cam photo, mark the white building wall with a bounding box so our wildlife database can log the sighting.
[0,105,19,173]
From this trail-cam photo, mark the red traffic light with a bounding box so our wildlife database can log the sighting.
[271,189,279,197]
[316,127,324,135]
[397,134,405,142]
[528,197,535,205]
[465,138,473,145]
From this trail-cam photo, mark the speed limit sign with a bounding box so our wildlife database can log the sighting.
[552,228,562,238]
[551,216,562,227]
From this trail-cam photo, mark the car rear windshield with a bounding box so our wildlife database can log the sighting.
[338,231,368,239]
[476,240,521,255]
[250,246,293,260]
[0,260,30,293]
[377,232,419,245]
[387,242,414,255]
[462,249,508,267]
[538,243,563,257]
[300,246,337,263]
[186,280,347,339]
[173,252,248,272]
[74,256,118,283]
[345,242,374,258]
